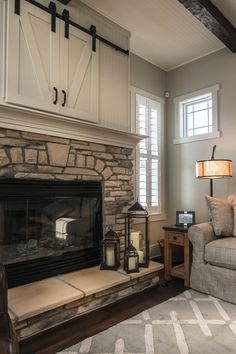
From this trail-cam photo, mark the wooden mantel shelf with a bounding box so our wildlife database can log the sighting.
[0,104,145,148]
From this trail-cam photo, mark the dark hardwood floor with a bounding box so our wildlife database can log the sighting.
[19,269,185,354]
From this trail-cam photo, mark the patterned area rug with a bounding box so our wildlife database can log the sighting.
[57,289,236,354]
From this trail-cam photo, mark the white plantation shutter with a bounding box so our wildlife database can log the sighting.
[136,93,162,214]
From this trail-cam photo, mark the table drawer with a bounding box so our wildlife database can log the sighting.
[168,232,185,244]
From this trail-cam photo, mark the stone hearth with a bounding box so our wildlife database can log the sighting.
[9,261,163,340]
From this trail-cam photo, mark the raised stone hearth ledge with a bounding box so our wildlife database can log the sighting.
[8,261,163,340]
[0,105,145,148]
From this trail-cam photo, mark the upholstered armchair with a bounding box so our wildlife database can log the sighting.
[189,221,236,304]
[0,263,19,354]
[188,194,236,304]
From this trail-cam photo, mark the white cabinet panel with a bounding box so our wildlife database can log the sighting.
[60,23,99,122]
[4,0,130,129]
[5,0,99,123]
[6,1,59,113]
[99,44,129,131]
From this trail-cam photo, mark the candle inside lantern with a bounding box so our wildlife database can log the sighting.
[106,248,115,266]
[128,257,136,270]
[138,250,144,263]
[130,232,140,251]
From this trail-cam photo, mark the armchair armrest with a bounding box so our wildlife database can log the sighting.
[0,263,8,313]
[188,222,217,262]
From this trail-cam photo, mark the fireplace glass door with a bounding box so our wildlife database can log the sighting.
[0,180,102,287]
[0,196,100,263]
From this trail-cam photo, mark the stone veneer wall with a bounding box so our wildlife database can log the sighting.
[0,128,134,251]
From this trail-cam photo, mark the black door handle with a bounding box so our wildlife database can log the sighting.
[53,87,58,104]
[62,90,67,107]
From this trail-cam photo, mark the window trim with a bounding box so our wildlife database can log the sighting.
[130,86,166,221]
[173,84,220,144]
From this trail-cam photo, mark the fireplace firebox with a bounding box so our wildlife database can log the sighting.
[0,179,103,287]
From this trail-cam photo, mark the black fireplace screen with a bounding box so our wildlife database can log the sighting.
[0,180,103,287]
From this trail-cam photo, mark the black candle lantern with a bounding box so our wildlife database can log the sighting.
[125,201,149,267]
[100,229,120,270]
[124,242,139,273]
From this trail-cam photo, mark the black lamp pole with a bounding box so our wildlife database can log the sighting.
[210,179,213,197]
[210,145,216,197]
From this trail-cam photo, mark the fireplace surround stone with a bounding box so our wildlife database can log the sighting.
[0,128,134,284]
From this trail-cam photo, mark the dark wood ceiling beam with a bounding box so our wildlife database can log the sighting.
[177,0,236,52]
[57,0,71,4]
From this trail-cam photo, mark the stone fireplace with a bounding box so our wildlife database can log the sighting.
[0,128,134,285]
[0,128,164,340]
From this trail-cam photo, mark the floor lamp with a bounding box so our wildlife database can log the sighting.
[195,145,232,197]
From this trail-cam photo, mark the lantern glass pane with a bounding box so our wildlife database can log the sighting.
[106,244,115,266]
[128,256,137,270]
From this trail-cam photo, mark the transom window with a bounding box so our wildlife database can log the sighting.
[184,94,212,137]
[131,87,165,217]
[174,84,220,144]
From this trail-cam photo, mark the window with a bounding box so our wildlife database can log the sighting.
[131,87,165,218]
[174,84,220,144]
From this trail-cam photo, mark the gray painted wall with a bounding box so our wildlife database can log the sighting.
[166,48,236,224]
[130,53,166,97]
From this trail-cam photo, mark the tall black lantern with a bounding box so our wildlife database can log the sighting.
[100,229,120,270]
[124,243,139,273]
[125,201,149,267]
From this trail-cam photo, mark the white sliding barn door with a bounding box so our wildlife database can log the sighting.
[5,1,59,112]
[60,23,99,123]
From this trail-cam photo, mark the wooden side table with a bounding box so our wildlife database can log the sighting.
[163,225,191,287]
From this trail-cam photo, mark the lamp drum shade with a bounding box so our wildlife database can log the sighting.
[196,159,232,179]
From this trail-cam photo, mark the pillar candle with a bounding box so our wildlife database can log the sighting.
[130,232,140,251]
[138,250,144,263]
[106,248,115,266]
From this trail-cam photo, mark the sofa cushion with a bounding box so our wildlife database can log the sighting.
[205,195,233,236]
[228,194,236,236]
[205,237,236,270]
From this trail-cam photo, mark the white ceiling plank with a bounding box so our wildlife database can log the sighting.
[79,0,228,71]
